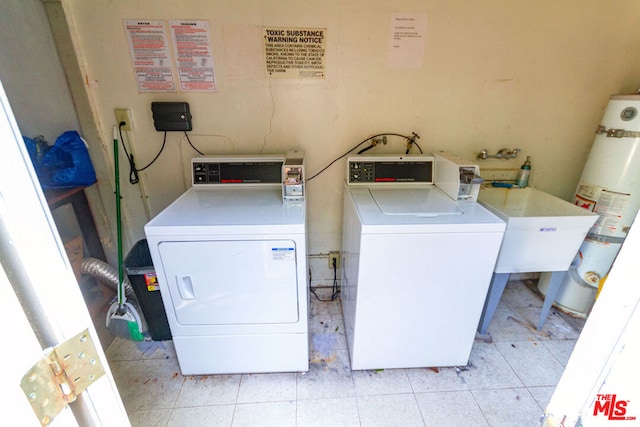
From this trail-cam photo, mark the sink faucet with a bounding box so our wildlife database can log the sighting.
[498,148,521,159]
[477,148,521,160]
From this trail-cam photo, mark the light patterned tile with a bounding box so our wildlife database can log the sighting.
[309,291,342,316]
[297,350,355,400]
[168,405,235,427]
[297,397,360,426]
[128,408,172,427]
[175,374,241,407]
[356,394,423,427]
[309,313,340,334]
[416,390,489,427]
[104,274,577,427]
[140,339,177,359]
[109,360,146,411]
[309,313,348,359]
[105,336,145,361]
[232,401,296,427]
[352,368,412,396]
[528,386,556,410]
[116,358,184,411]
[511,306,580,340]
[472,388,543,427]
[406,366,468,393]
[540,339,578,366]
[236,372,297,404]
[460,342,523,390]
[495,341,565,387]
[502,280,543,309]
[485,307,540,343]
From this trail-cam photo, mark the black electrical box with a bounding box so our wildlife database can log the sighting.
[151,102,192,131]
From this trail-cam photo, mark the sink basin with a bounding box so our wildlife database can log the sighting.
[478,187,598,273]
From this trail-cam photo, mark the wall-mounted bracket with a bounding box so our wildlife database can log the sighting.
[151,102,192,132]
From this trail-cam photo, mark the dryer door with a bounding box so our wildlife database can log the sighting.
[158,240,299,325]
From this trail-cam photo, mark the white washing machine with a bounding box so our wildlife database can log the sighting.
[341,152,505,370]
[144,153,308,375]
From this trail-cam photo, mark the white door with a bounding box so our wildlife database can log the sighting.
[543,208,640,425]
[0,80,129,425]
[158,239,299,325]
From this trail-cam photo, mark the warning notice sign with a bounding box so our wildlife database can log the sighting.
[263,27,326,79]
[124,20,176,92]
[169,20,217,92]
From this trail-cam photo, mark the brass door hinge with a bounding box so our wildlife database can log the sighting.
[20,329,106,426]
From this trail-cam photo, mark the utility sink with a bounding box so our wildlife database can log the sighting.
[478,187,598,273]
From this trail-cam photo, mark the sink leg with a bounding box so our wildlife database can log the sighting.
[478,272,510,334]
[537,271,567,330]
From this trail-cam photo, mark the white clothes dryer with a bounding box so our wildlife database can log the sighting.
[341,153,505,370]
[144,154,308,375]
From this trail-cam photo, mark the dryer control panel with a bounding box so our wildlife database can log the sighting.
[191,153,306,203]
[347,155,434,185]
[192,155,284,186]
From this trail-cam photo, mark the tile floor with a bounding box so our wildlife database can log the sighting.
[104,279,585,426]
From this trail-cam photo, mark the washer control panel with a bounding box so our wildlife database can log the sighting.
[347,156,434,185]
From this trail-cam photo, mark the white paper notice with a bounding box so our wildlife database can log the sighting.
[169,20,217,92]
[124,20,176,92]
[387,13,427,69]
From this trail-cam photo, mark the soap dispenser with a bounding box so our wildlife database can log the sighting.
[516,156,531,188]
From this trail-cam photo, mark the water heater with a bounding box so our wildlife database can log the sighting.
[539,94,640,316]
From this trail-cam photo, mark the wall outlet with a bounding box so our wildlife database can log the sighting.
[115,108,134,130]
[329,251,340,269]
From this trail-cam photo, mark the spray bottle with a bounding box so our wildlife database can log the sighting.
[516,156,531,188]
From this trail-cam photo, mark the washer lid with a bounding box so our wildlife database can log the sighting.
[370,187,463,217]
[346,184,506,232]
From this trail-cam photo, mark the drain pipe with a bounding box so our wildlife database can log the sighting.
[81,257,137,302]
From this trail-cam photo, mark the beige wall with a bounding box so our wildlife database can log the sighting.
[0,1,80,138]
[62,0,640,266]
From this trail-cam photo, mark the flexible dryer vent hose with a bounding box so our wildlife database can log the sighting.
[81,257,138,303]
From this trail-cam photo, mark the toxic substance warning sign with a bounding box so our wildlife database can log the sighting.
[263,27,326,79]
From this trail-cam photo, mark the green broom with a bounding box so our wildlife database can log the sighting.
[106,126,144,341]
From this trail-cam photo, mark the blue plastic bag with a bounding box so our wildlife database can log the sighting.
[41,130,97,188]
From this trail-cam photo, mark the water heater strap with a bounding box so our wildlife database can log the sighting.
[595,125,640,139]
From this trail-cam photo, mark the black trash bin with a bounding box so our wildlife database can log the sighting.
[124,239,172,341]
